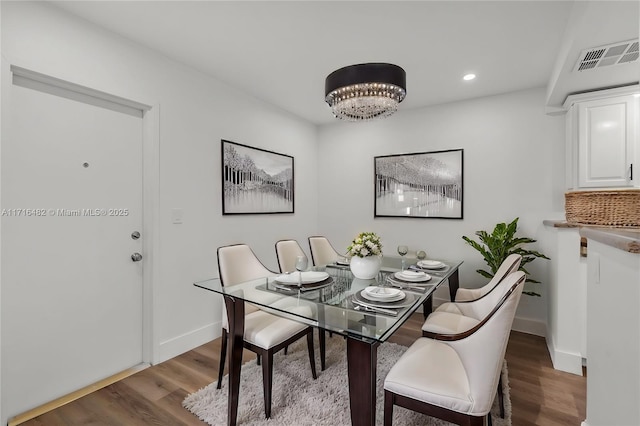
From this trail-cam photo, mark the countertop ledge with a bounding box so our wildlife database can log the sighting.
[543,220,640,254]
[543,220,580,228]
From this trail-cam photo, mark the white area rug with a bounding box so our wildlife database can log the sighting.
[183,336,512,425]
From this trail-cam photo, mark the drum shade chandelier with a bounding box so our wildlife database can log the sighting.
[324,63,406,121]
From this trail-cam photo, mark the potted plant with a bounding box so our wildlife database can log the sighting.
[347,231,383,279]
[462,217,549,296]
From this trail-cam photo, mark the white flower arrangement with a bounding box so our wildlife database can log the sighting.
[347,232,383,258]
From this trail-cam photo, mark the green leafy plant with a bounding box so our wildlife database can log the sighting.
[462,217,550,296]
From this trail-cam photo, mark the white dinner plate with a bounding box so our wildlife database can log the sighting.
[362,286,405,300]
[394,271,432,282]
[275,271,329,285]
[417,260,446,269]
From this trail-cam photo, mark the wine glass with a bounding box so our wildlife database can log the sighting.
[417,250,427,260]
[397,245,408,271]
[295,255,308,287]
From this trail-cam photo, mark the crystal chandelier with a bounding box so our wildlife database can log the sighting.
[324,63,406,121]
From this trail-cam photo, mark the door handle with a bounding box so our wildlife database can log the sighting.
[131,252,143,262]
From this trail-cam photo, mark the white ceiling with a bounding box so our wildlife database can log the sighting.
[51,1,639,125]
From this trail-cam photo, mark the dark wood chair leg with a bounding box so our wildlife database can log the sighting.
[307,330,318,379]
[216,328,228,390]
[284,345,288,355]
[497,374,505,418]
[262,351,274,418]
[384,390,394,426]
[319,329,326,371]
[257,354,261,365]
[487,412,493,426]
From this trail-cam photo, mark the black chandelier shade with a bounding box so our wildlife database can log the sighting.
[324,63,407,98]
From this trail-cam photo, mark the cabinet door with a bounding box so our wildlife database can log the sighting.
[577,95,636,188]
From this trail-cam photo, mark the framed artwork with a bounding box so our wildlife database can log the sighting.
[221,139,294,214]
[374,149,463,219]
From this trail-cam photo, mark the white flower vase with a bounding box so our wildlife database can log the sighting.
[349,256,382,279]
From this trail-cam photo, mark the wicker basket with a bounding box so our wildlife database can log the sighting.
[565,189,640,228]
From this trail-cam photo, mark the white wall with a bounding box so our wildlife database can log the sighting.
[317,88,566,332]
[1,1,317,421]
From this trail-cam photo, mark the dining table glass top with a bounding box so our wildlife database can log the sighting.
[194,256,462,344]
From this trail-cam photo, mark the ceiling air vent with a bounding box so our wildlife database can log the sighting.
[574,39,639,72]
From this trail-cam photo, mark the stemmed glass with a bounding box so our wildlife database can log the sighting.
[295,255,308,288]
[397,245,408,271]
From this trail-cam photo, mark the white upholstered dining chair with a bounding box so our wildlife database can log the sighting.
[453,253,522,302]
[421,261,523,419]
[308,235,344,266]
[274,238,328,370]
[384,271,525,426]
[422,255,522,336]
[216,244,317,419]
[275,238,308,273]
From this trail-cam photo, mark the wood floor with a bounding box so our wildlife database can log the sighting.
[21,313,586,425]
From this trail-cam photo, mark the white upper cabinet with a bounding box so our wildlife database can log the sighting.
[564,86,639,189]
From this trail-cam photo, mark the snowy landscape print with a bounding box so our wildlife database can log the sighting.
[374,149,463,219]
[222,140,294,214]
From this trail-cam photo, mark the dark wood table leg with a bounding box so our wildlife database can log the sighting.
[422,296,433,319]
[423,268,460,318]
[224,295,245,426]
[347,337,380,426]
[319,329,326,371]
[448,269,460,301]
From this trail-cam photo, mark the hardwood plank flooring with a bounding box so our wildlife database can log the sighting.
[20,314,586,425]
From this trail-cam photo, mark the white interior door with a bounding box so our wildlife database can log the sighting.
[2,73,144,419]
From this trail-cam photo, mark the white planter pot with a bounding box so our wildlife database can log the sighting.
[349,256,382,279]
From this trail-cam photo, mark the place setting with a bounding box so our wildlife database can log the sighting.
[272,272,334,293]
[386,269,434,292]
[350,285,418,316]
[409,259,449,275]
[272,255,334,292]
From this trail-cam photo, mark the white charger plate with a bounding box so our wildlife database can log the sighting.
[275,271,329,285]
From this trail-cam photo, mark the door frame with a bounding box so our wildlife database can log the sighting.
[5,65,160,367]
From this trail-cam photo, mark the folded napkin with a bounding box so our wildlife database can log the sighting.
[417,260,445,269]
[399,270,427,279]
[364,286,402,297]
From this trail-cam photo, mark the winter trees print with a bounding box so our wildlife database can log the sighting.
[374,149,463,219]
[222,140,294,214]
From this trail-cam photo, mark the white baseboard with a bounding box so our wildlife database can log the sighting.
[512,316,546,337]
[545,334,584,376]
[581,421,590,426]
[156,321,220,364]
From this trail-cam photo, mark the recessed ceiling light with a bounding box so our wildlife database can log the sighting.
[463,73,476,81]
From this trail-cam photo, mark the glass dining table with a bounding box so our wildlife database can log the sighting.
[194,256,462,426]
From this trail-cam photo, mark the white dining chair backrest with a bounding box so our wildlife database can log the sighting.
[217,244,274,287]
[448,265,524,321]
[275,239,307,273]
[308,236,341,266]
[447,271,525,414]
[455,253,522,302]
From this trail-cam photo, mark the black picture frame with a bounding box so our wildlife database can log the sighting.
[374,149,463,219]
[221,139,294,215]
